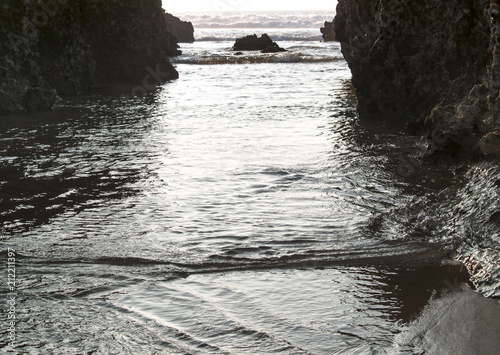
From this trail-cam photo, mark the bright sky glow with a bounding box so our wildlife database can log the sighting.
[162,0,337,13]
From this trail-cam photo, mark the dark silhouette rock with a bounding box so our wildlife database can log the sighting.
[335,0,500,159]
[231,34,286,53]
[261,45,287,53]
[320,20,336,42]
[165,13,194,43]
[0,0,180,114]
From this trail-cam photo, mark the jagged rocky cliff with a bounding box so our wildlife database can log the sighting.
[335,0,500,159]
[320,20,336,42]
[0,0,181,114]
[335,1,500,299]
[165,13,194,43]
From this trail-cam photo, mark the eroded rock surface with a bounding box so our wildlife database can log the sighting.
[335,0,500,159]
[165,13,194,43]
[0,0,180,114]
[320,20,336,42]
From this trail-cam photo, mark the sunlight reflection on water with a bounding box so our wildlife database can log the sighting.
[0,38,479,354]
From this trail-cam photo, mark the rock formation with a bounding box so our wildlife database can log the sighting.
[320,20,336,42]
[335,0,500,159]
[0,0,180,114]
[427,2,500,159]
[231,34,287,53]
[165,13,194,43]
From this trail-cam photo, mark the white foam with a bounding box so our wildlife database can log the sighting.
[175,10,334,29]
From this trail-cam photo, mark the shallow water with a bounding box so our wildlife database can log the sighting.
[0,25,495,353]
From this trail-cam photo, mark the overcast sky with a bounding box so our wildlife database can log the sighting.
[162,0,337,13]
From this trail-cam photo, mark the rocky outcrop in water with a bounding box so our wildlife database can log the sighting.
[0,0,180,114]
[231,34,287,53]
[335,0,500,159]
[165,13,194,43]
[320,20,336,42]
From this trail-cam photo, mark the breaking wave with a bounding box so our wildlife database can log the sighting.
[175,10,334,29]
[195,33,324,42]
[172,53,344,65]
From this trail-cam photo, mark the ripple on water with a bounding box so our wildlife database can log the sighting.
[1,36,496,353]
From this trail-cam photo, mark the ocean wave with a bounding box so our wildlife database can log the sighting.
[176,11,334,29]
[195,33,323,42]
[172,53,344,65]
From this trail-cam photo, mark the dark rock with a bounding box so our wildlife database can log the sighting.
[320,20,336,42]
[232,34,273,51]
[335,0,500,159]
[261,45,287,53]
[81,0,180,85]
[165,13,194,43]
[0,0,180,114]
[231,34,286,53]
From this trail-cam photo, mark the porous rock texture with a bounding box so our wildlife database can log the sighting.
[335,0,500,159]
[320,20,336,42]
[165,13,194,43]
[0,0,180,114]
